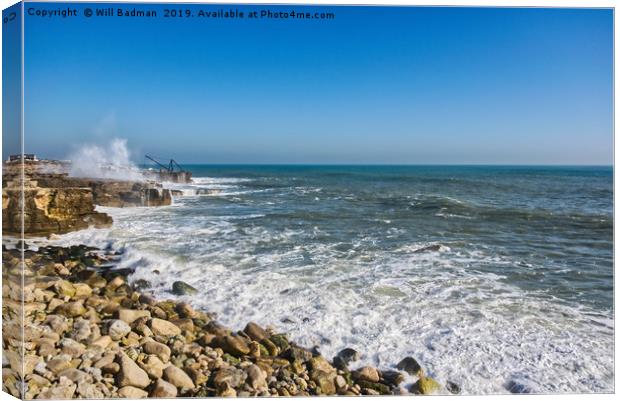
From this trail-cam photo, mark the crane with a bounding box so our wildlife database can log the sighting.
[144,155,186,173]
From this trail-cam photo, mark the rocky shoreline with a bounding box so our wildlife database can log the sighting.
[2,241,456,398]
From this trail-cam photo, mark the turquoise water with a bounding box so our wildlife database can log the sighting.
[61,165,614,393]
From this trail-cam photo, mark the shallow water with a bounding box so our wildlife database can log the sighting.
[55,165,614,394]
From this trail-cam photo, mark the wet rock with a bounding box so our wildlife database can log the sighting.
[244,322,268,342]
[248,341,261,357]
[358,380,391,395]
[411,376,441,395]
[396,356,423,376]
[150,379,178,398]
[107,276,125,290]
[313,371,336,395]
[355,366,380,383]
[116,351,150,389]
[260,338,279,356]
[308,356,337,395]
[281,346,313,363]
[132,279,151,291]
[175,302,195,318]
[309,355,335,373]
[149,318,181,337]
[337,348,360,364]
[332,356,348,371]
[446,380,461,394]
[269,334,290,351]
[506,380,531,394]
[381,370,406,386]
[215,335,250,357]
[413,244,442,253]
[138,294,157,306]
[171,281,197,296]
[205,321,230,337]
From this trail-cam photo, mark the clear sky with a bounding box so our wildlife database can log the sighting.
[13,3,614,164]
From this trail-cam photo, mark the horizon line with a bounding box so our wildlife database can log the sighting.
[139,162,614,167]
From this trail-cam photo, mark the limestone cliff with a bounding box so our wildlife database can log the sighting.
[2,160,173,236]
[2,178,112,235]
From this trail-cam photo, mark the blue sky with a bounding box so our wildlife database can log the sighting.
[11,3,614,164]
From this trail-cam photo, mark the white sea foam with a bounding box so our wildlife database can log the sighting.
[46,178,614,395]
[68,138,144,181]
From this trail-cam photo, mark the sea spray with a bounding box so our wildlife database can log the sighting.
[68,138,144,180]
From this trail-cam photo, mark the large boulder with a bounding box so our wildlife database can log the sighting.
[396,356,423,376]
[411,377,441,395]
[171,281,197,296]
[243,322,268,342]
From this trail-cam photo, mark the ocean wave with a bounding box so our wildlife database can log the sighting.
[46,220,614,394]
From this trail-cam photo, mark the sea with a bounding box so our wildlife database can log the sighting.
[54,165,614,394]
